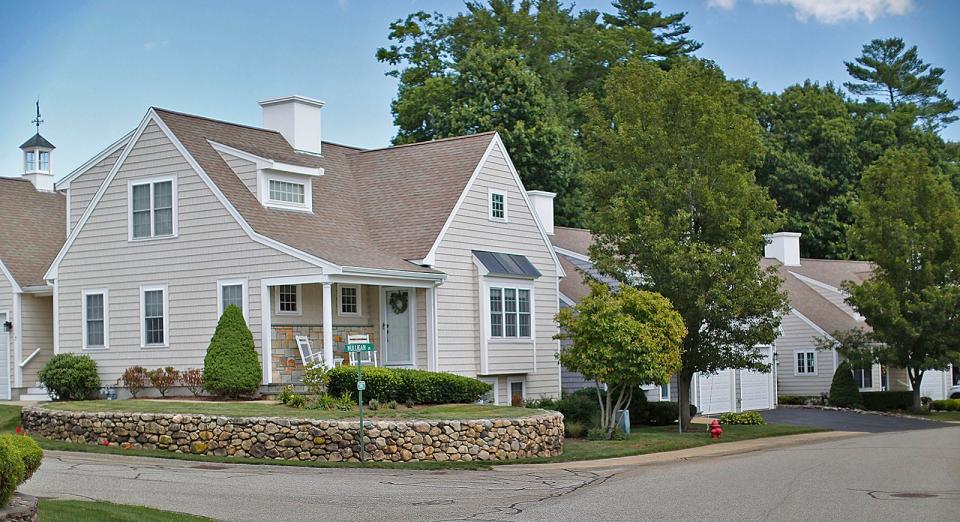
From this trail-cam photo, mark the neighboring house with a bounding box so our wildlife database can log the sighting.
[542,223,776,414]
[763,232,958,400]
[2,95,564,403]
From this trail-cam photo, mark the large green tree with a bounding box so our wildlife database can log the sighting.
[845,37,958,131]
[581,59,788,430]
[845,147,960,410]
[557,283,685,439]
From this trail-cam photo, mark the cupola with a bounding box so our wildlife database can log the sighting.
[20,102,54,192]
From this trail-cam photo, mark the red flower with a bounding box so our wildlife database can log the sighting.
[15,426,20,434]
[102,440,109,446]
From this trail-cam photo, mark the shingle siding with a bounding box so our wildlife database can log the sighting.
[19,294,53,387]
[775,311,835,397]
[69,148,123,233]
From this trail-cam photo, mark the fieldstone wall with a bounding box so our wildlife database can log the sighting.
[0,493,38,522]
[21,407,563,463]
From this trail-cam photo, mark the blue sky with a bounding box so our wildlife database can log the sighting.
[0,0,956,180]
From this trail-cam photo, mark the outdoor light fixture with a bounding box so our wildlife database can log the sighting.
[3,321,11,332]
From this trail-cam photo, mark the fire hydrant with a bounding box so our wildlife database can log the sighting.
[709,419,723,439]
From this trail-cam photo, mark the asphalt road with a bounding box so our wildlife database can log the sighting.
[23,426,959,521]
[761,407,949,432]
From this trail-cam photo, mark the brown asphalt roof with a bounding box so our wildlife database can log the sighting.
[551,226,592,255]
[154,108,496,274]
[0,178,65,287]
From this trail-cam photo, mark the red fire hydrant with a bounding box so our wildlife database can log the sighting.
[709,419,723,439]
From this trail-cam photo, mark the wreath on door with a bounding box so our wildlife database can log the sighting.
[389,291,408,314]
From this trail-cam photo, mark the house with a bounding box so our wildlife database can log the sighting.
[1,95,564,403]
[763,232,958,400]
[544,225,777,414]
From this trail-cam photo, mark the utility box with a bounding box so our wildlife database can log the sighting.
[617,409,630,434]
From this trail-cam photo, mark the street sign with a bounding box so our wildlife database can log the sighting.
[357,380,366,391]
[345,342,375,353]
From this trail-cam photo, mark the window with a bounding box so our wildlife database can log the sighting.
[268,179,305,204]
[854,367,873,389]
[218,280,247,317]
[339,285,360,316]
[39,151,49,171]
[141,286,168,347]
[82,289,108,349]
[478,377,498,405]
[795,351,816,375]
[489,287,531,338]
[489,189,507,222]
[276,284,300,314]
[130,177,176,240]
[508,378,525,406]
[24,151,35,171]
[660,383,670,401]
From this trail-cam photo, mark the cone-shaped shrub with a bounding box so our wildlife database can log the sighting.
[203,305,261,398]
[829,361,863,408]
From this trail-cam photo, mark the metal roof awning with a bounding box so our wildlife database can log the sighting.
[473,250,541,279]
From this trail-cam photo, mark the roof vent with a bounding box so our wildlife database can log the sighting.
[765,232,801,267]
[259,95,325,155]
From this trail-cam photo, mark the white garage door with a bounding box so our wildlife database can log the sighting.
[919,369,949,401]
[696,369,735,414]
[0,312,8,400]
[739,347,775,411]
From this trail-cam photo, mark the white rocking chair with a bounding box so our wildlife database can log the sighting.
[295,335,324,367]
[347,334,377,366]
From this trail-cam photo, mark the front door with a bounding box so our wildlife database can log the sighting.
[382,288,412,366]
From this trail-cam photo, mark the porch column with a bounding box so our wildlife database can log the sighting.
[322,282,334,369]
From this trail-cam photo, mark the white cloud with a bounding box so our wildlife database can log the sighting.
[143,40,170,51]
[707,0,914,23]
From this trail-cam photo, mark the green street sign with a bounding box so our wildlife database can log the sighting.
[345,343,375,353]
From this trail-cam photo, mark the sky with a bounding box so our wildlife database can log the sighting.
[0,0,957,180]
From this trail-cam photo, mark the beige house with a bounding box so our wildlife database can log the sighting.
[1,95,564,403]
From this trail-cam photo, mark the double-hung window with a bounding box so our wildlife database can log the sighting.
[218,280,247,317]
[854,367,873,389]
[489,189,507,222]
[276,284,301,314]
[24,151,35,171]
[489,286,531,339]
[660,383,670,401]
[82,289,108,350]
[795,351,816,375]
[39,151,49,171]
[339,285,360,316]
[130,177,176,240]
[141,286,168,347]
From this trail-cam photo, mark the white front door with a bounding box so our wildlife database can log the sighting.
[382,288,413,366]
[0,313,9,400]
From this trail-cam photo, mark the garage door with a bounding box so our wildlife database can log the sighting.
[919,369,948,401]
[740,347,775,411]
[696,369,735,414]
[0,312,8,400]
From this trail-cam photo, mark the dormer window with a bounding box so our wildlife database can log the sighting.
[207,140,320,214]
[269,179,305,205]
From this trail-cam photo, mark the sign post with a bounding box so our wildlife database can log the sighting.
[344,342,375,463]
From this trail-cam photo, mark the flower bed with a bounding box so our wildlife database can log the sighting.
[21,407,563,463]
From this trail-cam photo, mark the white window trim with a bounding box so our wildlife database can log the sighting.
[337,284,362,317]
[274,284,303,316]
[81,288,109,350]
[217,279,248,320]
[140,284,169,348]
[127,175,178,241]
[482,280,535,343]
[854,366,875,391]
[488,188,508,223]
[259,171,313,213]
[478,377,499,405]
[794,350,817,376]
[659,383,670,401]
[507,376,526,404]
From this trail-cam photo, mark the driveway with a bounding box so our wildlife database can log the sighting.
[22,426,960,521]
[762,407,949,432]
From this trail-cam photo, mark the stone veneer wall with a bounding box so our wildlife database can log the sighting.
[21,408,563,463]
[271,325,378,384]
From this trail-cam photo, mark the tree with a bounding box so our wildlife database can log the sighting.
[203,305,262,398]
[845,147,960,410]
[828,361,863,409]
[845,37,958,131]
[556,283,685,439]
[581,59,788,430]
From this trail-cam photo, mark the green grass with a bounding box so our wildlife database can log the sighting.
[38,499,212,522]
[497,423,828,464]
[914,410,960,422]
[0,403,21,432]
[40,400,535,420]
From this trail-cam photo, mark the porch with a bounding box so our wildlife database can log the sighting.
[261,276,439,385]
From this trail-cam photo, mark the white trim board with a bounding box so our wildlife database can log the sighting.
[55,130,135,190]
[0,259,22,294]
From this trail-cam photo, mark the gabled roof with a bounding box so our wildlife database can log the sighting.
[551,226,620,303]
[152,108,497,275]
[20,133,55,150]
[0,178,65,288]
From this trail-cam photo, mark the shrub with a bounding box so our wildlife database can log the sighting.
[862,391,914,411]
[387,400,398,410]
[334,392,354,411]
[37,354,101,401]
[286,394,306,409]
[327,366,490,405]
[180,368,204,397]
[0,436,26,507]
[564,421,586,439]
[405,399,416,409]
[1,435,41,481]
[718,411,766,425]
[311,393,336,411]
[203,305,261,398]
[277,385,295,405]
[327,367,399,403]
[777,395,808,405]
[929,399,960,411]
[118,366,149,398]
[828,362,863,409]
[587,426,626,441]
[552,388,601,427]
[368,399,381,411]
[303,363,329,396]
[147,367,179,398]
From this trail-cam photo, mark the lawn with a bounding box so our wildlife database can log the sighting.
[38,499,211,522]
[40,400,535,421]
[914,410,960,422]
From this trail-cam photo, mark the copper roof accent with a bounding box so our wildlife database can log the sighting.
[0,178,65,287]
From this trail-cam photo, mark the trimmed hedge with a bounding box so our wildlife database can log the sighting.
[203,305,261,398]
[828,362,863,409]
[930,399,960,411]
[862,391,914,411]
[531,388,697,427]
[777,395,809,405]
[719,411,766,425]
[1,436,41,481]
[37,353,101,401]
[326,366,490,404]
[0,434,41,507]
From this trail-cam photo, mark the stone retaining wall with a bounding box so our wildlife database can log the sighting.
[21,407,563,463]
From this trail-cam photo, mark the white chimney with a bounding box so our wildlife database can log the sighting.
[527,190,556,235]
[765,232,801,266]
[258,95,325,155]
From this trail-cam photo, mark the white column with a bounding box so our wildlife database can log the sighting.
[322,282,334,369]
[260,282,272,385]
[426,286,437,371]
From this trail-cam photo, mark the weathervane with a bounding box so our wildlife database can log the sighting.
[32,100,43,133]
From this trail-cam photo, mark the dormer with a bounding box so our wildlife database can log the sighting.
[208,140,323,213]
[21,133,55,192]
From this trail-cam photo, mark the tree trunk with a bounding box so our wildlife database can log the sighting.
[909,368,925,411]
[678,372,694,431]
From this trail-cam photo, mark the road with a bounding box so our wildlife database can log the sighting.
[761,407,950,432]
[23,426,959,521]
